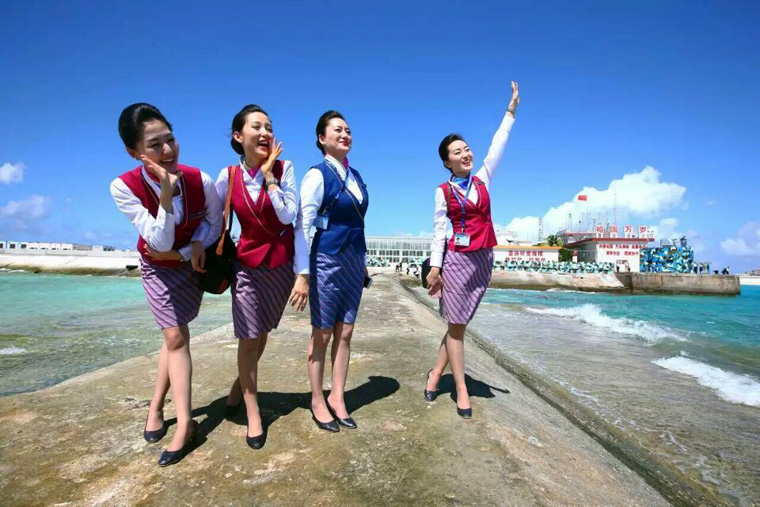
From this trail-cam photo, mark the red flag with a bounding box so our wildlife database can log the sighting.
[577,194,587,201]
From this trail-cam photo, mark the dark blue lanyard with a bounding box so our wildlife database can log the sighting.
[449,177,473,232]
[322,159,349,214]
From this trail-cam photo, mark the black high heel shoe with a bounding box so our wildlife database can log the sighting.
[246,424,266,450]
[456,406,472,419]
[158,420,199,467]
[143,411,167,443]
[326,399,357,429]
[424,369,438,402]
[310,408,340,433]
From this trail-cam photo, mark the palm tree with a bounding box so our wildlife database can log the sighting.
[546,234,562,247]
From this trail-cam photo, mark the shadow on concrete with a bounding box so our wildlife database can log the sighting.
[435,373,510,402]
[176,375,400,453]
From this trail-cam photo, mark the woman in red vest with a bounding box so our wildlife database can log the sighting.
[424,82,520,418]
[110,103,223,465]
[215,104,297,449]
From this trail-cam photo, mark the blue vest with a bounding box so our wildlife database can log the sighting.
[311,161,369,255]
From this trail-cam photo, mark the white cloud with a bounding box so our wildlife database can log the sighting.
[0,162,25,184]
[0,195,50,219]
[705,199,717,207]
[721,222,760,257]
[650,217,705,253]
[504,166,687,242]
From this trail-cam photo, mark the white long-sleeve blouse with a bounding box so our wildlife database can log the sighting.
[294,155,365,275]
[110,167,223,261]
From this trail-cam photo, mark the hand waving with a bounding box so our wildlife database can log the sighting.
[261,138,283,181]
[509,80,520,111]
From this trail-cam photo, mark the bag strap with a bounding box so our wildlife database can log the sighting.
[215,165,236,255]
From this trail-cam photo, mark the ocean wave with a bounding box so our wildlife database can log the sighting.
[653,356,760,407]
[546,288,600,295]
[0,346,27,355]
[525,304,683,343]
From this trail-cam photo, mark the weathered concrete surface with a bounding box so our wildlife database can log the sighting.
[0,252,140,276]
[490,271,626,292]
[0,276,670,506]
[615,273,740,295]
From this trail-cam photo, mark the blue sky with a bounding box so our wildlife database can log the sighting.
[1,1,759,271]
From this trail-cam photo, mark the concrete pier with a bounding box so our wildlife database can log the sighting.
[614,273,741,295]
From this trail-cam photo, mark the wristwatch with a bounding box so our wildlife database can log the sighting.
[265,178,280,187]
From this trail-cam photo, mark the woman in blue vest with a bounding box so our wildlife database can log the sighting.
[290,110,369,432]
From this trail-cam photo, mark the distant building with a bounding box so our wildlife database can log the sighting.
[1,240,112,252]
[366,236,433,265]
[493,245,560,264]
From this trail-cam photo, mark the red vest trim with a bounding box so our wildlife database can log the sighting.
[440,176,497,252]
[118,164,206,267]
[231,160,295,268]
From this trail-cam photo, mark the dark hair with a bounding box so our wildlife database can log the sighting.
[315,110,346,154]
[118,103,172,149]
[438,133,464,171]
[230,104,270,155]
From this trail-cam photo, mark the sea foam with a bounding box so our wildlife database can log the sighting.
[653,356,760,407]
[525,304,682,343]
[0,346,27,355]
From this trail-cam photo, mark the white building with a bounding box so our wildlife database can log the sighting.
[366,236,433,266]
[493,245,560,264]
[564,237,651,272]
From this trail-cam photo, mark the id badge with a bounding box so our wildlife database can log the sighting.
[314,214,330,230]
[454,233,471,247]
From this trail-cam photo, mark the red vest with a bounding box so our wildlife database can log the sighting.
[119,165,206,267]
[231,161,295,268]
[440,176,497,252]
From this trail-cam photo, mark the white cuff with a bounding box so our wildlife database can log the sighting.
[430,251,445,268]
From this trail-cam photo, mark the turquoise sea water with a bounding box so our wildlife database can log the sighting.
[465,285,760,504]
[483,286,760,386]
[0,271,232,396]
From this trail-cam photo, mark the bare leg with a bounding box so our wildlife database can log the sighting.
[238,335,264,437]
[307,327,333,422]
[445,323,469,410]
[164,324,194,452]
[426,334,449,392]
[327,322,353,418]
[147,342,170,431]
[226,332,269,407]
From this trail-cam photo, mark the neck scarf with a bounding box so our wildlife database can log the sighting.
[451,175,470,189]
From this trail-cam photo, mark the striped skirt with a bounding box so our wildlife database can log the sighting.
[140,260,203,330]
[309,244,365,329]
[231,260,295,339]
[439,248,494,324]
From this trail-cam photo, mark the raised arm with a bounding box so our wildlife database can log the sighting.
[477,81,520,187]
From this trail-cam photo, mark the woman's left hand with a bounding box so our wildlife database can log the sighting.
[190,241,206,273]
[145,246,183,261]
[261,137,284,182]
[508,80,520,112]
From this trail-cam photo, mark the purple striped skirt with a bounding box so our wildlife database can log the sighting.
[309,244,365,329]
[231,260,295,339]
[140,260,203,330]
[439,248,493,324]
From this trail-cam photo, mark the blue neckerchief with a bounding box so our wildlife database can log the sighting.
[452,175,470,189]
